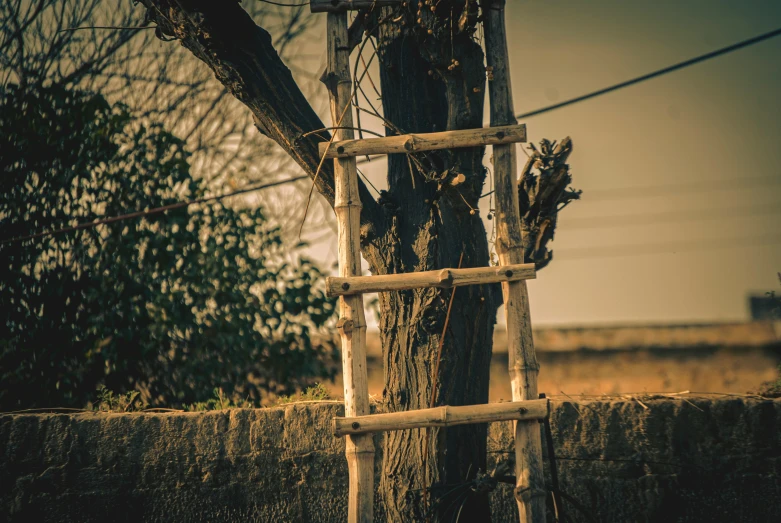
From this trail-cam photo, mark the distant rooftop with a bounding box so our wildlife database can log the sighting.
[502,320,781,352]
[363,320,781,355]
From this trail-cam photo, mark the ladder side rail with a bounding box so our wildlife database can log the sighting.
[326,12,375,523]
[484,2,546,522]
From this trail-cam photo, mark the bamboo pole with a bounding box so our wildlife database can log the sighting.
[484,2,546,522]
[310,0,402,13]
[325,13,374,523]
[333,399,549,437]
[326,263,535,297]
[318,124,526,158]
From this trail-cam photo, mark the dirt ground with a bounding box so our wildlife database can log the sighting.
[325,323,781,402]
[487,346,780,401]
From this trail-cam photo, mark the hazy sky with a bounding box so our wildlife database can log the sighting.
[296,0,781,327]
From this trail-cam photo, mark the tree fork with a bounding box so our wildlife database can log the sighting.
[136,1,505,521]
[137,0,385,238]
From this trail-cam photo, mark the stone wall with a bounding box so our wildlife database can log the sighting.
[2,397,780,522]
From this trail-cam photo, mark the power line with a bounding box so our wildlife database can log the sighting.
[356,27,781,166]
[8,27,781,244]
[558,202,781,230]
[58,26,155,32]
[553,233,781,261]
[581,176,781,202]
[257,0,308,6]
[479,175,781,202]
[0,176,308,246]
[516,27,781,120]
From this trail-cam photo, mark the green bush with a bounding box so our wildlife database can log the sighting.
[186,388,252,412]
[275,383,331,405]
[90,386,146,413]
[0,85,338,409]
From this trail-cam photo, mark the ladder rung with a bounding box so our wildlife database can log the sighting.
[310,0,402,13]
[333,399,549,437]
[319,124,526,159]
[325,263,535,297]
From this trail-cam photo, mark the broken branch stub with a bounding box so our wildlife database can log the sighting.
[518,137,579,270]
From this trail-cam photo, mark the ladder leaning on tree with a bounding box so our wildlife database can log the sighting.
[310,1,547,521]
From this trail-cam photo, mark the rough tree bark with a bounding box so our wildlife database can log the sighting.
[139,1,501,521]
[368,4,499,521]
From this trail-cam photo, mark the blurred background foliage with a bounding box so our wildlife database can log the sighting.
[0,84,338,409]
[0,0,339,410]
[0,0,332,240]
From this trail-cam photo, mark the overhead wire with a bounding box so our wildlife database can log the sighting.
[558,202,781,230]
[554,233,781,261]
[256,0,309,7]
[515,26,781,120]
[0,176,308,245]
[357,25,781,165]
[580,175,781,202]
[7,23,781,247]
[479,173,781,200]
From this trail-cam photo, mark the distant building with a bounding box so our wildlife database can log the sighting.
[749,294,780,321]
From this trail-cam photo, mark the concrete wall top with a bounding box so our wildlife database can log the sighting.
[1,396,780,522]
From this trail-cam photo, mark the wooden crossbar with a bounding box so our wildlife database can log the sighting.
[326,263,535,297]
[333,399,549,437]
[318,124,526,158]
[310,0,402,13]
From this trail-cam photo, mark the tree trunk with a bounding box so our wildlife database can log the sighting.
[357,6,500,521]
[138,1,500,521]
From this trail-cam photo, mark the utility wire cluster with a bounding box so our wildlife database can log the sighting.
[3,23,780,260]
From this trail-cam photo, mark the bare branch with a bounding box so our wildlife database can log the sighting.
[137,0,383,238]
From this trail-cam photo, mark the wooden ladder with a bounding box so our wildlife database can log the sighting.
[311,1,546,522]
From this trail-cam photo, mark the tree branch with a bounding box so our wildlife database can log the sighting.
[518,137,579,270]
[137,0,383,239]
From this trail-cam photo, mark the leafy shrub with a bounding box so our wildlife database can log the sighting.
[90,386,145,412]
[0,85,338,410]
[757,365,781,398]
[186,388,253,411]
[275,382,331,405]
